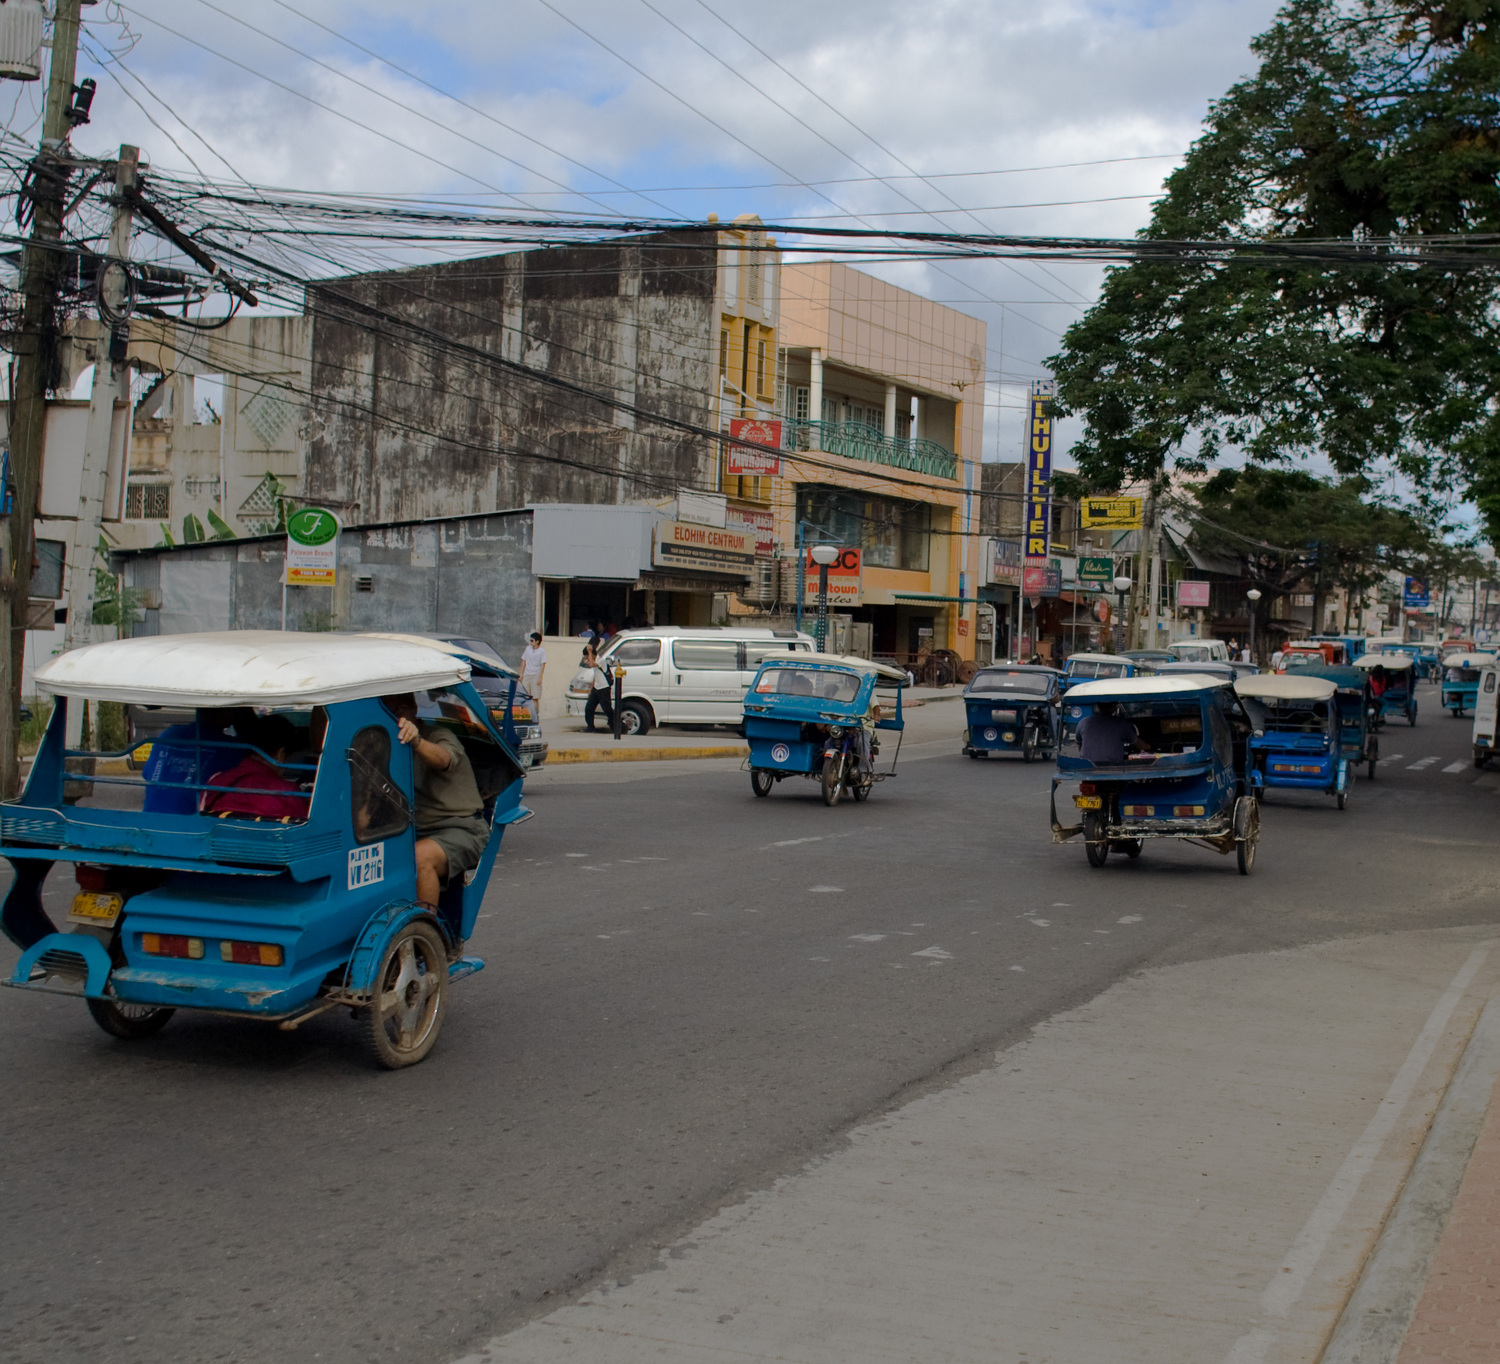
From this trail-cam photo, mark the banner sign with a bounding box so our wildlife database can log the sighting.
[804,546,862,607]
[1177,580,1212,608]
[727,418,783,477]
[992,538,1023,586]
[1024,380,1055,560]
[285,506,340,587]
[653,520,755,576]
[1403,576,1431,608]
[1080,496,1143,529]
[1022,564,1061,598]
[1077,555,1114,584]
[726,506,774,557]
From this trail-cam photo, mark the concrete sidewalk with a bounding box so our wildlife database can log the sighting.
[454,928,1500,1364]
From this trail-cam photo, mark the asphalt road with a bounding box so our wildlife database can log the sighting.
[0,683,1495,1364]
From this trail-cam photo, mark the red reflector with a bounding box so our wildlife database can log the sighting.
[75,864,110,893]
[1079,782,1096,795]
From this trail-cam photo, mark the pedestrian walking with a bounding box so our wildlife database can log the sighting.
[584,643,615,733]
[1271,647,1284,670]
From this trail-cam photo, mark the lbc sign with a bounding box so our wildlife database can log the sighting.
[805,547,862,606]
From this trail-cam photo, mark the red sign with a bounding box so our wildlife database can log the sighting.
[1177,580,1211,608]
[957,618,970,636]
[727,506,774,557]
[804,547,861,606]
[727,418,783,477]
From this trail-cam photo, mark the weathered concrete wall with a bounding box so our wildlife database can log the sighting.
[121,510,536,657]
[304,234,718,526]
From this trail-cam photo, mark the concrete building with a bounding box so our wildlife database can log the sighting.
[738,262,986,666]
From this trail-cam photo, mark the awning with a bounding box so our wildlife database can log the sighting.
[892,594,974,605]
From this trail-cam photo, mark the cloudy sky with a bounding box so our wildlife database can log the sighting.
[12,0,1285,463]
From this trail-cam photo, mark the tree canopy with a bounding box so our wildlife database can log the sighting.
[1049,0,1500,540]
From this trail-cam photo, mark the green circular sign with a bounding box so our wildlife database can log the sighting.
[287,508,339,546]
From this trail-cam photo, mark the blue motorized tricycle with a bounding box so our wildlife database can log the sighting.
[1234,673,1348,809]
[962,665,1060,761]
[1441,653,1494,718]
[1353,652,1417,728]
[1051,675,1260,873]
[1,632,531,1068]
[1296,663,1380,779]
[742,653,907,805]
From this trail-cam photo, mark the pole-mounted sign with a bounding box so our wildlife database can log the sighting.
[1024,379,1056,562]
[285,507,341,588]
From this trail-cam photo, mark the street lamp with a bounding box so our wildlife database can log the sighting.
[1246,588,1262,662]
[1112,575,1132,653]
[810,544,839,652]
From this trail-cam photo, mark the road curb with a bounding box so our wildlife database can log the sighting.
[542,744,748,765]
[1319,992,1500,1364]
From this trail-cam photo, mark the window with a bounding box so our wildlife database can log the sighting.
[672,640,740,670]
[348,726,410,844]
[719,329,729,378]
[753,668,860,703]
[612,639,662,666]
[125,481,171,520]
[796,486,931,572]
[756,339,767,396]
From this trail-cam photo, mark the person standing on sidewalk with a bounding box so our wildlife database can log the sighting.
[520,631,546,733]
[583,641,615,733]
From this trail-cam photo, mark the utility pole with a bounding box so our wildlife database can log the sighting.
[63,144,137,747]
[1133,489,1157,650]
[4,0,86,795]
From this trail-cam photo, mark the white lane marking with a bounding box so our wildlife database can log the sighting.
[808,885,844,893]
[1407,756,1441,770]
[1009,965,1025,972]
[1383,754,1403,762]
[912,946,953,959]
[1219,945,1488,1364]
[1029,918,1051,928]
[773,836,825,848]
[1118,915,1143,924]
[565,853,589,858]
[1444,761,1468,773]
[1051,902,1072,907]
[850,933,886,943]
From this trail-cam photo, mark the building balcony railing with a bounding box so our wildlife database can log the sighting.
[783,419,958,481]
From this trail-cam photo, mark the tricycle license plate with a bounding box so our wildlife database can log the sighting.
[68,891,123,926]
[1073,795,1103,810]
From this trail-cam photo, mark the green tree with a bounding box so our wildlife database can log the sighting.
[1050,0,1500,538]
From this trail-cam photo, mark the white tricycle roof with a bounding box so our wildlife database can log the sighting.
[1352,653,1414,670]
[764,652,910,683]
[1444,652,1496,669]
[1067,674,1228,699]
[1234,674,1338,702]
[33,631,472,707]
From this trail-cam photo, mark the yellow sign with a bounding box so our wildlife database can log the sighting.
[1080,496,1144,529]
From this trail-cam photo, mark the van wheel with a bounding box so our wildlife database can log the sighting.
[360,921,448,1069]
[751,769,774,797]
[618,702,651,737]
[87,998,174,1040]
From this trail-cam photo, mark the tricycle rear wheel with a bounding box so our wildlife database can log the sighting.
[1083,812,1109,867]
[360,920,448,1069]
[751,769,774,797]
[1234,796,1259,875]
[86,997,174,1040]
[821,753,844,807]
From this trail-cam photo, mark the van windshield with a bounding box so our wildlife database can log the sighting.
[1069,660,1127,678]
[755,668,861,703]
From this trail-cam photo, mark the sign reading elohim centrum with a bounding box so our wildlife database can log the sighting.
[1025,379,1056,561]
[652,520,755,576]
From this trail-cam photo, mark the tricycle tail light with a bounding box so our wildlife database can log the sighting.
[1173,805,1205,817]
[219,940,284,967]
[141,933,204,960]
[1079,782,1096,795]
[75,864,110,893]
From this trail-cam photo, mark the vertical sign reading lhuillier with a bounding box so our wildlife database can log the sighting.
[1021,379,1056,597]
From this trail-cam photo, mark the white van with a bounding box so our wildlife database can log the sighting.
[1167,638,1230,663]
[566,627,817,734]
[1473,661,1498,767]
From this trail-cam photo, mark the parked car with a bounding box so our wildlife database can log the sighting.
[567,627,816,734]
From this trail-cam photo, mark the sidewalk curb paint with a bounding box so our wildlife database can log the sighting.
[1318,989,1500,1364]
[543,745,749,766]
[1222,945,1490,1364]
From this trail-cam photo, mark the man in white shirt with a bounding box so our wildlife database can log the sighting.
[520,631,547,734]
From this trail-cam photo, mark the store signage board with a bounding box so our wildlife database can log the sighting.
[285,507,340,587]
[1077,555,1113,584]
[1022,564,1061,598]
[727,506,774,557]
[1024,380,1055,559]
[727,418,783,477]
[653,520,755,576]
[1403,576,1431,608]
[992,538,1023,586]
[1080,496,1144,529]
[1177,580,1211,608]
[803,546,862,606]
